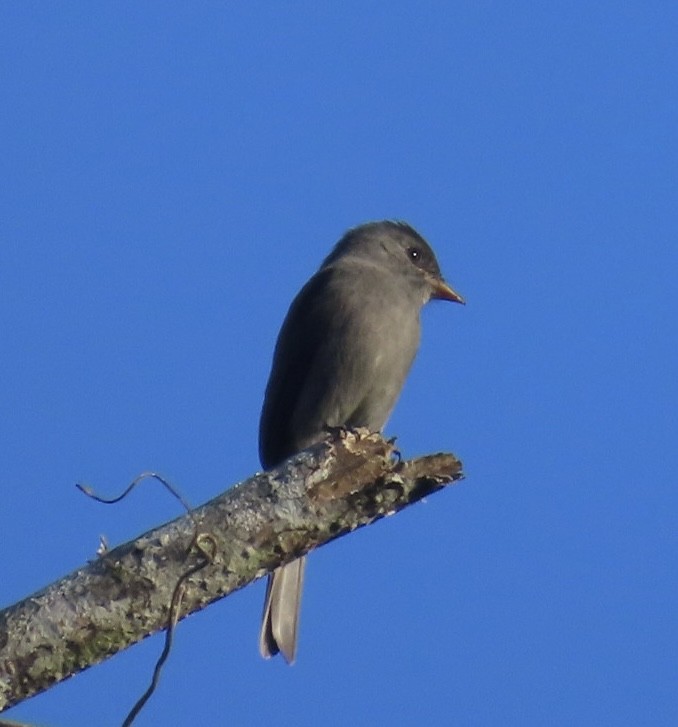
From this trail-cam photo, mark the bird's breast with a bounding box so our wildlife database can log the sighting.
[342,299,420,431]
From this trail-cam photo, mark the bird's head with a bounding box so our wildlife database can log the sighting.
[322,220,465,306]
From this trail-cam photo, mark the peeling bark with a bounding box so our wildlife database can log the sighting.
[0,429,463,710]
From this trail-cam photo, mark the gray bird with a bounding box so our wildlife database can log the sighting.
[258,220,464,663]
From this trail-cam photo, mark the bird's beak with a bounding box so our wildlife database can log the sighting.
[430,277,465,304]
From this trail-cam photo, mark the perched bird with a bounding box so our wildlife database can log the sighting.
[258,220,464,663]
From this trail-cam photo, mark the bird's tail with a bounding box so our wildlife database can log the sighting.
[259,556,306,664]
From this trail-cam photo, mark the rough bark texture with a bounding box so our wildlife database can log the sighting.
[0,429,463,710]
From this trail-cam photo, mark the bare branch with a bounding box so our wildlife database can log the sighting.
[0,430,463,710]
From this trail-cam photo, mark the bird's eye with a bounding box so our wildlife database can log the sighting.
[407,247,420,262]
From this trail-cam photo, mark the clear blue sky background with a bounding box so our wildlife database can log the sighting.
[1,3,676,726]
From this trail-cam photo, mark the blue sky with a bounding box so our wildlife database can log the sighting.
[1,3,676,725]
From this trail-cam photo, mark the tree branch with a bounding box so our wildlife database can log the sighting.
[0,429,463,710]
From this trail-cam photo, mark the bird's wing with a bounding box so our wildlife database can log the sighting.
[259,265,378,469]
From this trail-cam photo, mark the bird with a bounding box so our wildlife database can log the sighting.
[258,220,464,663]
